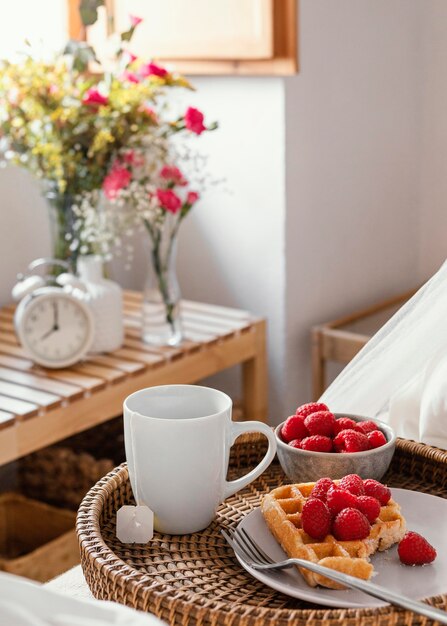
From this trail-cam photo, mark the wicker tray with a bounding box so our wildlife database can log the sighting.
[77,436,447,626]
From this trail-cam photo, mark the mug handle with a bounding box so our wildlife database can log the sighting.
[224,421,277,500]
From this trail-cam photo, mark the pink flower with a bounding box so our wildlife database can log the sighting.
[140,62,168,78]
[140,105,158,122]
[122,150,144,167]
[121,70,140,83]
[186,191,199,205]
[103,165,131,200]
[160,165,187,186]
[129,15,143,27]
[82,88,108,107]
[184,107,206,135]
[156,188,182,213]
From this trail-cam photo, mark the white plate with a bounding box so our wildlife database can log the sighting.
[235,488,447,608]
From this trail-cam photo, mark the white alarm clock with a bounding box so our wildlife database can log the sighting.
[13,258,94,369]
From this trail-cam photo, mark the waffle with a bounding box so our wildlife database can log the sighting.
[261,481,406,589]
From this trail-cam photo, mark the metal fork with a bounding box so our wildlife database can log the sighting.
[221,527,447,624]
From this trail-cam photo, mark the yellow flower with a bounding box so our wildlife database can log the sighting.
[89,129,115,156]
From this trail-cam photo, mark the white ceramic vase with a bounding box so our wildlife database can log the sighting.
[77,255,124,353]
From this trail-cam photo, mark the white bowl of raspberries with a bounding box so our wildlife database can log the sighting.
[275,402,396,482]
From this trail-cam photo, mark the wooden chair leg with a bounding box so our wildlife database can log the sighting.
[311,327,326,400]
[242,320,268,423]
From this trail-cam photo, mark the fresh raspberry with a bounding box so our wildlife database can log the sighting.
[398,531,437,565]
[326,486,359,516]
[332,508,371,541]
[356,495,381,523]
[301,498,331,540]
[355,420,379,434]
[304,411,336,437]
[288,438,302,449]
[338,474,365,496]
[309,477,335,501]
[363,479,391,505]
[281,415,308,443]
[295,402,329,419]
[367,430,387,448]
[300,435,333,452]
[333,429,370,453]
[333,417,358,435]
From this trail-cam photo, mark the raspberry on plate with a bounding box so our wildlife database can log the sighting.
[367,430,387,448]
[355,420,379,434]
[304,411,336,437]
[356,495,381,523]
[295,402,329,419]
[398,531,437,565]
[333,429,370,453]
[301,498,331,540]
[338,474,365,496]
[300,435,333,452]
[333,417,358,435]
[309,477,335,501]
[281,414,308,443]
[289,438,302,449]
[332,508,371,541]
[326,486,359,516]
[363,479,391,505]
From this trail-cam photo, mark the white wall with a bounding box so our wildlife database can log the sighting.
[283,0,422,415]
[417,1,447,280]
[0,168,52,304]
[175,78,287,414]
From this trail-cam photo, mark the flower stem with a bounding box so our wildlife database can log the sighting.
[144,220,177,331]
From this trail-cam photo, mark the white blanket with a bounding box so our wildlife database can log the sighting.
[320,261,447,448]
[0,571,165,626]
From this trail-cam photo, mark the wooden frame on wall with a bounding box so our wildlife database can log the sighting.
[67,0,298,75]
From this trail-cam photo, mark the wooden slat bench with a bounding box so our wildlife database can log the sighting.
[311,289,417,400]
[0,292,267,465]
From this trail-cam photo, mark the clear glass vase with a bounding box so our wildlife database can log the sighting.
[45,185,101,269]
[142,215,183,346]
[45,186,78,267]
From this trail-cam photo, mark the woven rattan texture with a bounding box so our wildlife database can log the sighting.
[77,437,447,626]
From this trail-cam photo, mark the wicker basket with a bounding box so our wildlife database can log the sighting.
[18,417,123,510]
[0,493,78,582]
[77,436,447,626]
[19,447,115,511]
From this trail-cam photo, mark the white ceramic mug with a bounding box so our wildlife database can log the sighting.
[123,385,277,534]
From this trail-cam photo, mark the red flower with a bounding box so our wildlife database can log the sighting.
[82,88,108,107]
[186,191,199,205]
[121,70,140,84]
[123,50,138,65]
[129,15,143,27]
[156,188,182,213]
[160,165,187,186]
[184,107,206,135]
[103,165,131,200]
[140,62,168,78]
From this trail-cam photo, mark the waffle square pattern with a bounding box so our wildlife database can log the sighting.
[261,482,406,589]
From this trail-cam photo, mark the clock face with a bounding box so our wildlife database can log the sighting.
[18,292,93,368]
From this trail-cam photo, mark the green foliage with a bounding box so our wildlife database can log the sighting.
[63,40,98,72]
[79,0,104,27]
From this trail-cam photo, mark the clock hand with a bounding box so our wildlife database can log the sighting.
[53,301,59,331]
[41,302,60,340]
[40,326,56,341]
